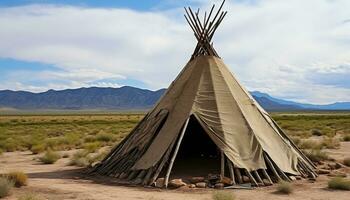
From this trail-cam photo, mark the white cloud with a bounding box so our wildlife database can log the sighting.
[0,0,350,104]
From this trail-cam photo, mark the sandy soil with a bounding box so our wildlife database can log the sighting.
[0,145,349,200]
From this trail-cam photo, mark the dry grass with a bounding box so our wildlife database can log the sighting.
[18,193,43,200]
[328,177,350,190]
[39,149,61,164]
[304,150,329,163]
[0,177,13,198]
[276,181,293,194]
[6,171,27,187]
[69,149,109,167]
[212,191,235,200]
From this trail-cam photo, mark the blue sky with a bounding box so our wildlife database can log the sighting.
[0,0,349,104]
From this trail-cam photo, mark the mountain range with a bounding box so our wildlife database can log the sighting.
[0,86,349,111]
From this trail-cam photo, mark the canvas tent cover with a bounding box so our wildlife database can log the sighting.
[132,56,301,175]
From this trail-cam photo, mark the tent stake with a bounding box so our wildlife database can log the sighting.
[164,118,190,188]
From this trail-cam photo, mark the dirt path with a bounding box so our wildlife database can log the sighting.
[0,148,349,200]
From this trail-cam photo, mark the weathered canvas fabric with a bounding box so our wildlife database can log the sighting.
[132,55,304,175]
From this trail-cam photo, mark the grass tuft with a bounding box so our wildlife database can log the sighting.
[39,149,61,164]
[212,191,235,200]
[276,181,293,194]
[6,171,28,187]
[328,177,350,190]
[304,150,329,162]
[0,177,13,198]
[30,144,45,154]
[18,193,43,200]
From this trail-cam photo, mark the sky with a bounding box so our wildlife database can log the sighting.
[0,0,349,104]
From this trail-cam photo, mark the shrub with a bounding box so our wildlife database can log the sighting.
[299,140,321,150]
[30,144,45,154]
[343,135,350,142]
[328,177,350,190]
[321,138,340,149]
[3,138,17,152]
[276,181,293,194]
[6,171,27,187]
[212,191,235,200]
[39,149,61,164]
[18,193,42,200]
[311,129,322,136]
[83,142,101,153]
[0,177,13,198]
[343,157,350,167]
[96,132,115,142]
[69,150,89,167]
[0,148,3,156]
[84,135,97,143]
[304,150,329,162]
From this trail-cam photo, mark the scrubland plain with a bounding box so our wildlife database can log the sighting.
[0,111,349,200]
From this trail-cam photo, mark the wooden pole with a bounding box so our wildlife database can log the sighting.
[227,159,236,185]
[234,167,243,184]
[164,118,190,188]
[264,153,282,182]
[221,151,225,178]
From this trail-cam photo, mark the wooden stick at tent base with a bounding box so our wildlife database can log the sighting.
[234,167,243,184]
[164,118,190,188]
[221,151,225,178]
[261,169,273,184]
[227,158,236,185]
[245,169,258,187]
[253,170,265,186]
[263,153,282,182]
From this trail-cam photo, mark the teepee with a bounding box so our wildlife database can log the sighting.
[90,0,317,188]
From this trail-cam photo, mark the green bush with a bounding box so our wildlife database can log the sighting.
[343,135,350,142]
[18,193,42,200]
[3,138,17,152]
[83,142,101,153]
[212,191,235,200]
[84,135,97,143]
[39,149,61,164]
[30,144,45,154]
[304,150,329,162]
[6,171,28,187]
[96,131,115,142]
[0,177,13,198]
[343,157,350,167]
[276,181,293,194]
[328,177,350,190]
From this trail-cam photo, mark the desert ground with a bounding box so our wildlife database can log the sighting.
[0,112,349,199]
